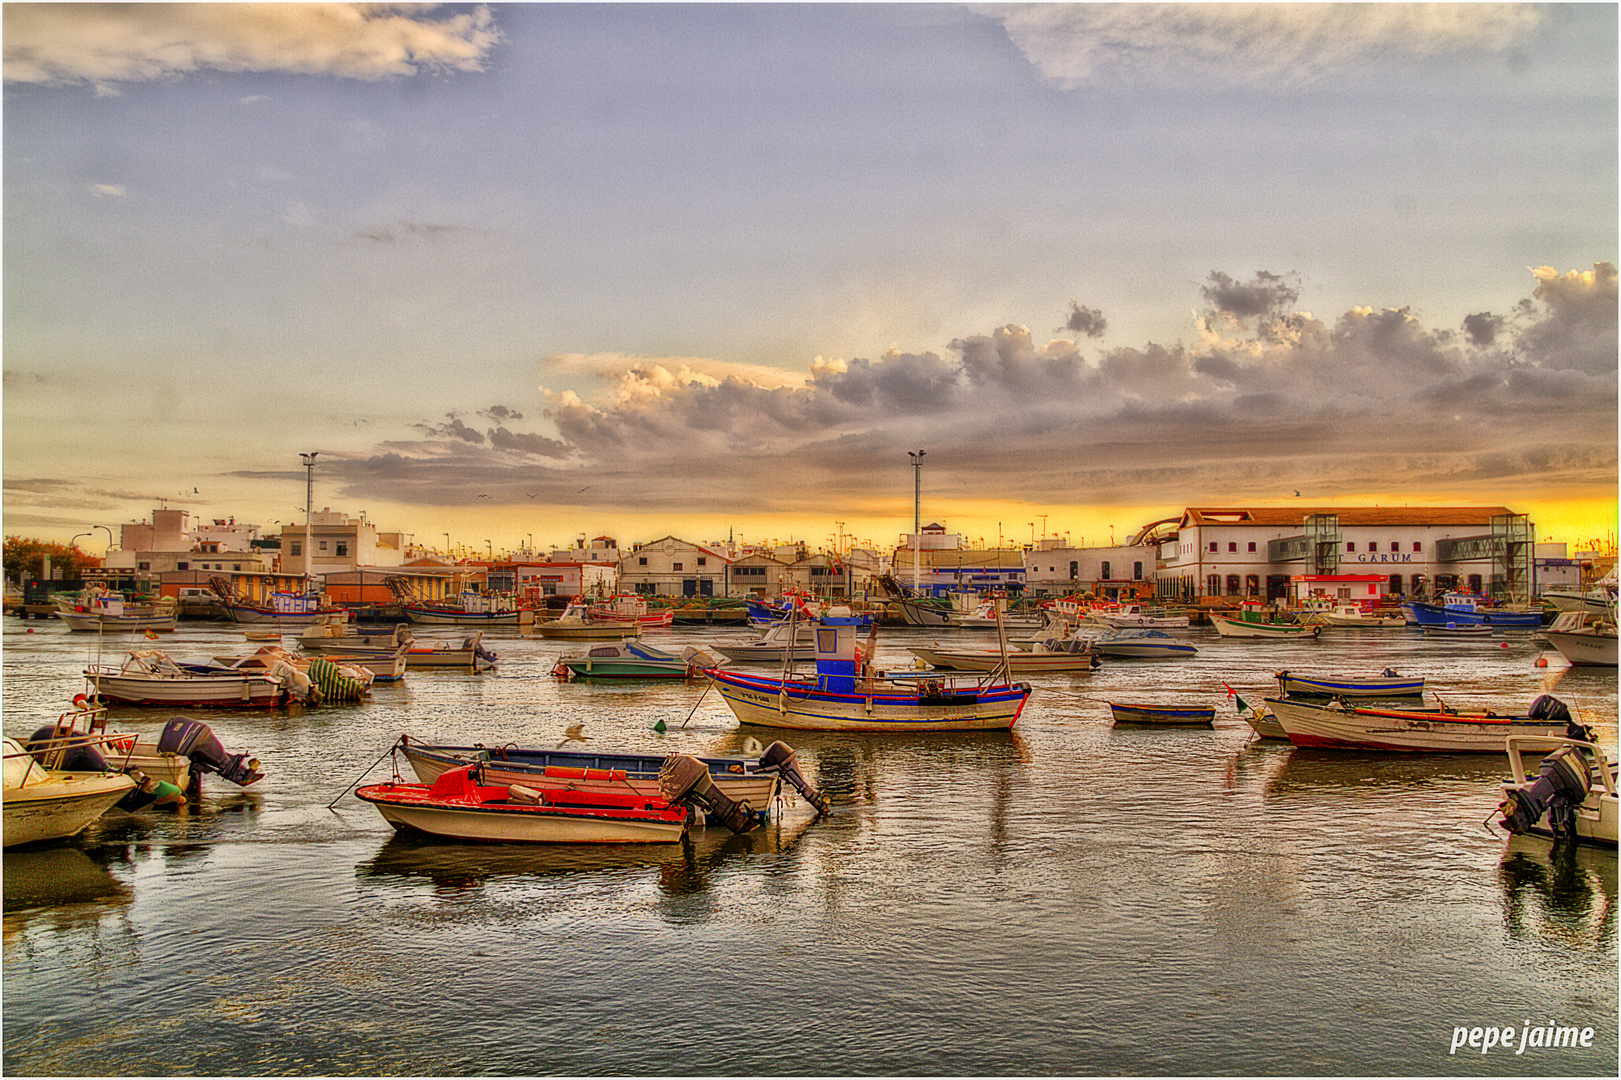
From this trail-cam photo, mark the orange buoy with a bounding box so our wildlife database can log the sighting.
[1535,656,1548,667]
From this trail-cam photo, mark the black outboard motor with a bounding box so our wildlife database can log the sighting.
[756,741,831,816]
[1527,694,1598,743]
[158,717,264,787]
[1499,743,1592,840]
[25,724,110,773]
[658,755,760,834]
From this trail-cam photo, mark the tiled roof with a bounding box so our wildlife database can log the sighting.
[1181,506,1517,529]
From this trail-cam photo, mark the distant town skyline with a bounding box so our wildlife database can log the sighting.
[5,4,1616,552]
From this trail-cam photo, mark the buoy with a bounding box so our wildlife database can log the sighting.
[1535,656,1548,667]
[1500,641,1510,648]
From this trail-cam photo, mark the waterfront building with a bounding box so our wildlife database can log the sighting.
[1022,540,1157,601]
[891,524,1026,596]
[1150,506,1536,604]
[618,536,732,598]
[724,551,793,599]
[278,508,406,578]
[516,559,617,599]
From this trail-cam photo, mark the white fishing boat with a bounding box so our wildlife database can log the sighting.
[533,602,641,640]
[1212,602,1323,639]
[3,735,136,847]
[707,612,1032,733]
[551,640,719,680]
[1266,694,1578,753]
[300,623,497,671]
[1540,610,1618,667]
[1097,603,1191,629]
[712,620,818,663]
[1091,628,1198,659]
[84,650,304,707]
[908,635,1098,674]
[948,596,1047,630]
[54,590,178,633]
[1497,732,1617,846]
[1316,603,1407,628]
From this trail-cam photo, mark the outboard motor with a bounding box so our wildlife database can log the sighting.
[756,741,831,816]
[1499,743,1592,841]
[157,717,264,787]
[26,723,110,773]
[1527,694,1598,743]
[658,755,760,834]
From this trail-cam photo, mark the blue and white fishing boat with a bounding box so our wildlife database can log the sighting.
[707,611,1031,732]
[1092,628,1198,659]
[1108,702,1215,726]
[1402,593,1543,629]
[1273,670,1425,699]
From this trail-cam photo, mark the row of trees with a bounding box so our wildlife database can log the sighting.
[3,537,96,582]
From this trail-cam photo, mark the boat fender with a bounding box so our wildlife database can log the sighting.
[1499,744,1592,840]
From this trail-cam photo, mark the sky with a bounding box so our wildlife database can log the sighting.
[3,2,1617,559]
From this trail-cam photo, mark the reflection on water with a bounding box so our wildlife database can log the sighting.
[1499,835,1619,952]
[3,621,1616,1075]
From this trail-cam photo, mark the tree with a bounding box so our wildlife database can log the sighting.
[3,537,92,582]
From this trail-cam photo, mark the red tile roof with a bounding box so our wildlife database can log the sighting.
[1181,506,1517,528]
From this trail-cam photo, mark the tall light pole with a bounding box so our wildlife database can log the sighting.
[908,450,925,591]
[95,525,115,559]
[300,452,318,591]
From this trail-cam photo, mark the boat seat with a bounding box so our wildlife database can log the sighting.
[507,783,543,805]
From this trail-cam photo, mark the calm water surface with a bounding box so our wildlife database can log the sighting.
[3,618,1616,1075]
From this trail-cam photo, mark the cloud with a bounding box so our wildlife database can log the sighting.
[3,3,501,90]
[315,263,1614,514]
[1063,302,1107,339]
[89,184,126,198]
[979,3,1546,88]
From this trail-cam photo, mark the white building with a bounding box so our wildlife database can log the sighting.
[279,508,407,578]
[618,536,732,598]
[1023,542,1157,600]
[1152,506,1535,603]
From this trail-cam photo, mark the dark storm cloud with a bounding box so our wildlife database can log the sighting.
[1063,301,1107,338]
[328,263,1616,512]
[1200,270,1300,322]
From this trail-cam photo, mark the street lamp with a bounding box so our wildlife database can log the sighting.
[95,525,115,557]
[300,451,318,590]
[908,450,925,591]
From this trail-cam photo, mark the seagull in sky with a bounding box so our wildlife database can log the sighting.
[1294,490,1301,497]
[577,485,593,493]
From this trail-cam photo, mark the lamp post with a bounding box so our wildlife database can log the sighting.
[908,450,925,591]
[300,452,318,592]
[95,525,115,559]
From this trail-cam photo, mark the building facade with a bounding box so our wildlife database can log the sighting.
[618,536,732,597]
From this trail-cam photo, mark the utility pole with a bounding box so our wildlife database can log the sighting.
[300,451,318,591]
[908,450,926,591]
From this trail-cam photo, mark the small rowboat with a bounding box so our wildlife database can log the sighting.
[1274,671,1425,698]
[1265,694,1577,753]
[1108,702,1216,726]
[1422,623,1494,637]
[357,764,689,843]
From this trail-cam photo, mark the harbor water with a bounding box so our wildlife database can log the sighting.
[3,617,1616,1076]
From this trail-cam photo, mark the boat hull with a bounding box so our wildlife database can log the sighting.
[406,607,535,627]
[84,670,288,707]
[1212,616,1322,639]
[1499,737,1618,846]
[709,669,1030,732]
[1544,629,1619,667]
[1275,673,1425,698]
[1402,601,1543,628]
[3,772,136,847]
[1266,698,1571,753]
[358,787,686,843]
[57,610,178,633]
[1108,703,1214,726]
[907,646,1095,673]
[400,743,780,814]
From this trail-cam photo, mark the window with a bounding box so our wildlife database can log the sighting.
[1247,542,1257,553]
[178,562,189,571]
[1390,542,1399,553]
[1412,542,1422,553]
[1069,561,1078,579]
[1133,562,1143,580]
[1228,542,1237,552]
[319,540,328,551]
[1245,574,1260,596]
[336,542,348,557]
[638,557,647,566]
[1226,574,1241,594]
[291,542,302,556]
[1101,561,1111,580]
[1206,574,1221,596]
[233,564,241,571]
[1346,542,1356,552]
[672,562,683,571]
[1208,541,1218,553]
[698,557,707,566]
